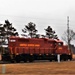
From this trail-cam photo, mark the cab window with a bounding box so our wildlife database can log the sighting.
[58,42,63,46]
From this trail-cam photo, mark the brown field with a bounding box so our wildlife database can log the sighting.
[0,55,75,75]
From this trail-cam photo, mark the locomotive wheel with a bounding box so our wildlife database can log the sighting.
[16,59,20,63]
[11,60,15,63]
[55,59,57,61]
[49,59,52,62]
[29,59,34,62]
[24,59,27,62]
[29,55,34,62]
[15,55,20,63]
[69,55,72,61]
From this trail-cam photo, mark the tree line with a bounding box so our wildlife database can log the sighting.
[22,22,58,39]
[0,20,75,47]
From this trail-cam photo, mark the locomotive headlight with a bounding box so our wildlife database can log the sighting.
[58,47,62,50]
[10,40,16,42]
[16,53,19,55]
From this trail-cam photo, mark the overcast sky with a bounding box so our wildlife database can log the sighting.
[0,0,75,44]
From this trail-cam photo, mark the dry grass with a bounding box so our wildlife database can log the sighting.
[0,54,75,75]
[0,61,75,75]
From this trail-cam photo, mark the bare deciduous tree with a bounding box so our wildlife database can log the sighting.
[62,29,75,45]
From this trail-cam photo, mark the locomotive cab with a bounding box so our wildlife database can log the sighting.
[55,39,72,60]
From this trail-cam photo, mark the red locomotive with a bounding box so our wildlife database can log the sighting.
[2,36,72,62]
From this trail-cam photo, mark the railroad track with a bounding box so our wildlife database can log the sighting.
[0,59,75,64]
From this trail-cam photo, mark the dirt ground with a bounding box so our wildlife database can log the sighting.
[0,55,75,75]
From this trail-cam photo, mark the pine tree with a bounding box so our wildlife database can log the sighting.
[45,26,58,39]
[22,22,38,38]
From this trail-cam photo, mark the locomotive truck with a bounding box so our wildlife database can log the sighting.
[2,36,72,62]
